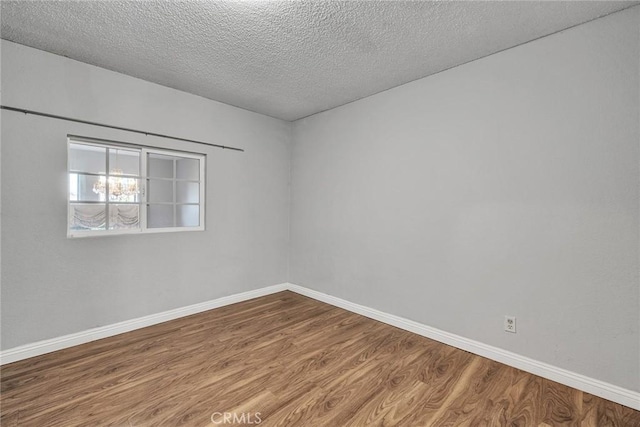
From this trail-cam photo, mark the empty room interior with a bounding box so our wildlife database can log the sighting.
[1,1,639,426]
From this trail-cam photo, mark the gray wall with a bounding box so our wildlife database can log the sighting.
[290,7,640,391]
[1,40,291,349]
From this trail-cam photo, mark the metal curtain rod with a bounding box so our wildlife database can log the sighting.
[0,105,244,152]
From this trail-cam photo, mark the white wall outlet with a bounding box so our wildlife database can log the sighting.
[504,315,516,333]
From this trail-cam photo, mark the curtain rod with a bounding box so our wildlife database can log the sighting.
[0,105,244,152]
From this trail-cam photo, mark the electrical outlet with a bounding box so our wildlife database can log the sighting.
[504,315,516,333]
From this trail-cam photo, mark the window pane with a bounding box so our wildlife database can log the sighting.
[176,181,199,203]
[176,158,199,180]
[147,179,173,203]
[69,203,106,230]
[69,173,78,201]
[69,143,106,174]
[70,174,105,202]
[177,205,199,227]
[108,176,140,202]
[109,205,140,229]
[109,148,139,176]
[148,154,176,178]
[147,204,174,228]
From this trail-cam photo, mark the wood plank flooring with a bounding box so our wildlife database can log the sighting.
[1,291,639,426]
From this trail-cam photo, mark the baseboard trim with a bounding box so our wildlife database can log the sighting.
[0,283,288,365]
[285,283,640,411]
[2,282,638,410]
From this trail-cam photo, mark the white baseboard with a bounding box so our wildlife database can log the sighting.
[0,283,288,365]
[2,282,638,410]
[286,283,640,411]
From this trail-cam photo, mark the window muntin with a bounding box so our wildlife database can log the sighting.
[68,137,205,237]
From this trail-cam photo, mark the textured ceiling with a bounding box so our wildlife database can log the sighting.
[1,1,638,121]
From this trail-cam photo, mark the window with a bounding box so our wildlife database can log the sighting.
[68,137,205,237]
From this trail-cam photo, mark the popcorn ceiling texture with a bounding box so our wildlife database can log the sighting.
[0,1,637,121]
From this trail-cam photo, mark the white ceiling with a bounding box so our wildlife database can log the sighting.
[1,1,637,121]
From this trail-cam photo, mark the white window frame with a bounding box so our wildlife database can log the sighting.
[67,136,206,238]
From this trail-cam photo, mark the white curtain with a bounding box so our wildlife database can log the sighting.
[70,205,139,229]
[114,205,139,228]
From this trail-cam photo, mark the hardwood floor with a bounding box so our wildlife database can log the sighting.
[1,291,639,426]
